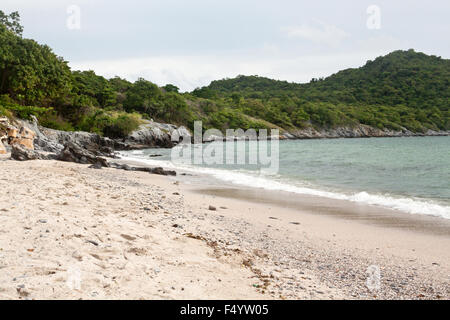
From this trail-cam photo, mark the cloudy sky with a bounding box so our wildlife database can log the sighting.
[3,0,449,91]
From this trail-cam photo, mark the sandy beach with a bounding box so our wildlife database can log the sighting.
[0,156,449,300]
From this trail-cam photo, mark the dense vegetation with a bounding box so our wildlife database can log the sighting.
[200,50,449,132]
[0,10,448,138]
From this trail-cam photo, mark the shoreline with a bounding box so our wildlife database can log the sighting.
[1,156,448,299]
[194,186,450,237]
[115,151,450,222]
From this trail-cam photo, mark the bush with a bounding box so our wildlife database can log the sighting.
[39,112,74,131]
[102,113,141,138]
[77,109,142,138]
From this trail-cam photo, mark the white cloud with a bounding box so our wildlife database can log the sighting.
[69,51,384,92]
[282,21,350,47]
[357,35,410,53]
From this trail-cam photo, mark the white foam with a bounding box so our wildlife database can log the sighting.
[119,152,450,220]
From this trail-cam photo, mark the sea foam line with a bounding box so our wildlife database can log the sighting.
[119,153,450,220]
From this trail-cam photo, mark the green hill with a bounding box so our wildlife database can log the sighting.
[203,50,449,110]
[194,50,449,131]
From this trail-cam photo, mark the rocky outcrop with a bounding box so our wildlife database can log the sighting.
[109,162,176,176]
[121,120,191,148]
[21,116,127,156]
[281,124,449,140]
[19,117,191,155]
[1,117,39,154]
[57,142,109,167]
[11,144,54,161]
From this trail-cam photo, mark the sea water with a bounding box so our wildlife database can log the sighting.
[121,136,450,219]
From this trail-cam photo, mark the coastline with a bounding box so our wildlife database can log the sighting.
[0,156,448,299]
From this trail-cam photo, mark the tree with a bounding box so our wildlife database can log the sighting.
[0,24,72,106]
[123,78,161,115]
[162,84,179,93]
[72,70,116,107]
[0,10,23,36]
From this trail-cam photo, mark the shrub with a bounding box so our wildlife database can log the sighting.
[102,113,141,138]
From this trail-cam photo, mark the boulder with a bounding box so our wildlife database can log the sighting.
[11,144,52,161]
[57,142,109,167]
[123,120,191,149]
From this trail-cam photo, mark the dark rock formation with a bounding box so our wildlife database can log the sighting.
[57,142,109,167]
[109,162,176,176]
[20,117,192,155]
[11,145,54,161]
[21,116,127,157]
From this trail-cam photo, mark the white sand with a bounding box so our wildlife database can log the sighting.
[0,157,448,299]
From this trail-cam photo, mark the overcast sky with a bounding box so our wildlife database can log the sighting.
[3,0,450,91]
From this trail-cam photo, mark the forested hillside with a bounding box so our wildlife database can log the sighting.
[200,50,449,132]
[1,10,448,138]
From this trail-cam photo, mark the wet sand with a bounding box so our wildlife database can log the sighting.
[197,186,450,236]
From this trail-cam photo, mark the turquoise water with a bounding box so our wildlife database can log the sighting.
[121,136,450,219]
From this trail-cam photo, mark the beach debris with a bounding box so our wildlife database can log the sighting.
[208,205,217,211]
[243,259,254,267]
[184,233,206,241]
[120,234,136,241]
[289,222,301,225]
[86,240,99,246]
[38,219,47,223]
[16,287,30,298]
[253,249,268,258]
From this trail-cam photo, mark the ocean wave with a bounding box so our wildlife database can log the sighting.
[119,153,450,220]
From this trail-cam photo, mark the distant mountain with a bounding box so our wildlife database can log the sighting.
[202,50,450,110]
